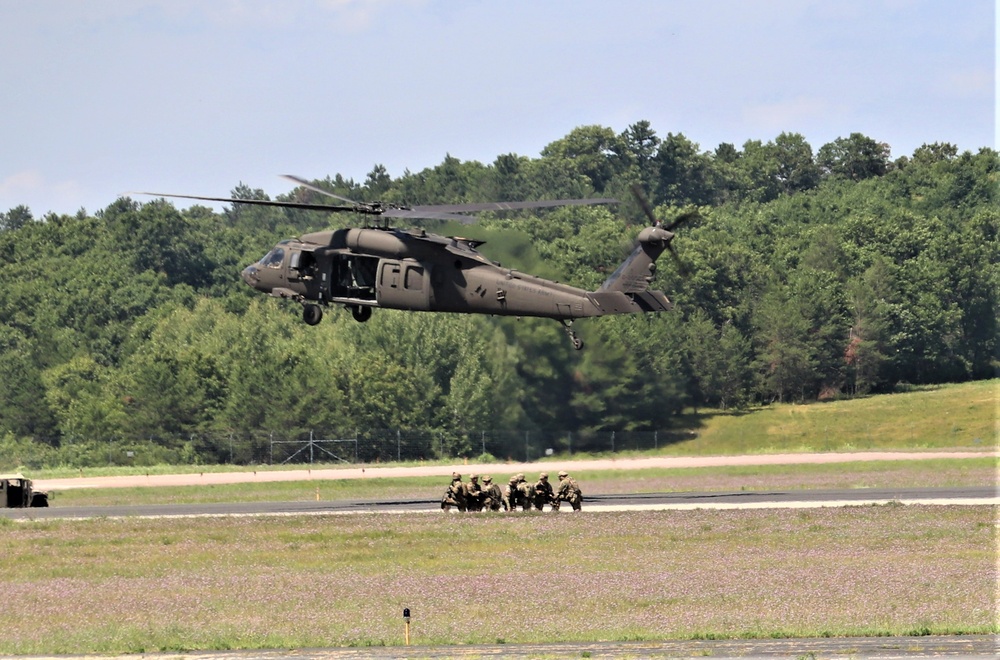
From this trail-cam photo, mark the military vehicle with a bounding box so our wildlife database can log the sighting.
[1,473,49,507]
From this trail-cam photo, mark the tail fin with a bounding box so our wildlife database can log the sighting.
[598,226,674,293]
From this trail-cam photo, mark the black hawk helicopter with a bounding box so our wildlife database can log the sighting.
[137,177,693,350]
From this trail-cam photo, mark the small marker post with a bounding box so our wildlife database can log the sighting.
[403,608,411,645]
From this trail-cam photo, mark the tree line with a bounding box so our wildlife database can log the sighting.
[0,122,996,467]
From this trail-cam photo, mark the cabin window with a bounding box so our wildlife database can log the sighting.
[381,263,401,288]
[258,248,284,269]
[405,266,424,291]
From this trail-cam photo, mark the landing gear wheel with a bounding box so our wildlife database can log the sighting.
[560,320,584,350]
[351,305,372,323]
[303,304,323,326]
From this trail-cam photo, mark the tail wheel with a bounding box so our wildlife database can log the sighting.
[560,319,584,350]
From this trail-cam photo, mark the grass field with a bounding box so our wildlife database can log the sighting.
[670,379,997,454]
[0,505,994,654]
[3,379,996,655]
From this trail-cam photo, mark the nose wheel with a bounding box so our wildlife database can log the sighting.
[560,320,584,350]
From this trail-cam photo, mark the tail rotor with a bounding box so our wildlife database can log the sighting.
[629,184,695,275]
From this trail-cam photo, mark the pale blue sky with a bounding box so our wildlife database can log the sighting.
[1,0,995,216]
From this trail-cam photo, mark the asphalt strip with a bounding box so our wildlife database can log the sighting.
[12,633,1000,659]
[11,495,996,523]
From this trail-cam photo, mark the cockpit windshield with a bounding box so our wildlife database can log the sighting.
[258,247,285,268]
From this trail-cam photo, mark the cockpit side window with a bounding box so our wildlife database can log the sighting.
[258,248,285,268]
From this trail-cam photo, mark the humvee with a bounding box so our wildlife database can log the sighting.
[1,473,48,508]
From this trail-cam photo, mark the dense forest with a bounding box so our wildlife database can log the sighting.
[1,122,997,467]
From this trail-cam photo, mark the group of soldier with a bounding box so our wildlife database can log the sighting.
[441,470,583,512]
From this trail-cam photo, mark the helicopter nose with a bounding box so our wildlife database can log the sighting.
[241,265,258,288]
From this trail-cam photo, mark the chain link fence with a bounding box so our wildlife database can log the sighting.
[13,428,695,468]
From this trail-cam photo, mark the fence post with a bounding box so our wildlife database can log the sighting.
[397,429,401,463]
[611,430,615,453]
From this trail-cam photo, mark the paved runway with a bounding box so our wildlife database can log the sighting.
[2,485,995,520]
[16,634,1000,658]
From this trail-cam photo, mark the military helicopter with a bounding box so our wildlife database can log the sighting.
[137,177,692,350]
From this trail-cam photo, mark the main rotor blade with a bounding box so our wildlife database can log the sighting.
[129,191,358,213]
[382,208,486,224]
[385,197,618,224]
[410,198,617,213]
[134,179,616,224]
[284,174,616,213]
[280,174,360,205]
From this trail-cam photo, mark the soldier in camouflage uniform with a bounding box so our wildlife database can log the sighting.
[502,475,520,511]
[554,470,583,511]
[441,471,467,511]
[464,474,483,512]
[515,473,534,511]
[532,472,556,511]
[480,475,503,511]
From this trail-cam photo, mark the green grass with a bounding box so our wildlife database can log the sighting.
[0,506,994,654]
[663,379,997,455]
